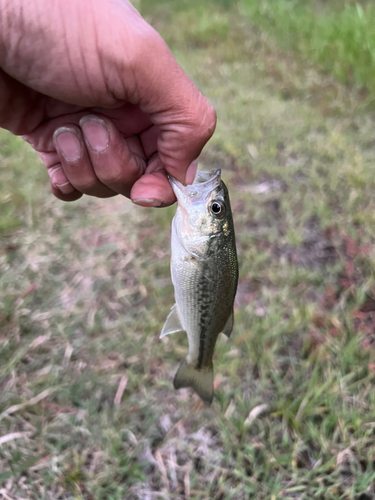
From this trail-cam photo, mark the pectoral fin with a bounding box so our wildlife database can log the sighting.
[160,304,183,338]
[222,309,234,338]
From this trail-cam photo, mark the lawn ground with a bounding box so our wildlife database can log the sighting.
[2,1,375,498]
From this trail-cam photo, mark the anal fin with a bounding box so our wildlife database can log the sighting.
[160,304,184,338]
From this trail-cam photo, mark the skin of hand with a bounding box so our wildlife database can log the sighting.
[0,0,216,206]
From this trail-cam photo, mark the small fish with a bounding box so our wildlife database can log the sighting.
[161,169,238,405]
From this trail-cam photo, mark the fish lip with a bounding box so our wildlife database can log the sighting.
[168,169,221,201]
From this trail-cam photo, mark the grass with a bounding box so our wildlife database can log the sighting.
[0,133,46,232]
[2,0,375,498]
[240,0,375,98]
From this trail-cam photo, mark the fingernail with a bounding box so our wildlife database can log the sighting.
[54,128,82,161]
[80,115,109,153]
[56,181,75,195]
[132,198,163,207]
[49,166,75,194]
[185,159,198,185]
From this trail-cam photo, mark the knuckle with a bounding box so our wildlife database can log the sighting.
[201,103,217,141]
[188,99,217,148]
[97,167,123,186]
[73,178,98,193]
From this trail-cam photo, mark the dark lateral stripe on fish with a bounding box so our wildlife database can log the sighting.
[196,261,216,370]
[196,261,237,370]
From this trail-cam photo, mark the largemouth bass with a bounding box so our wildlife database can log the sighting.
[161,169,238,405]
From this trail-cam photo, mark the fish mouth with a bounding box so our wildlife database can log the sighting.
[193,169,221,185]
[168,169,222,202]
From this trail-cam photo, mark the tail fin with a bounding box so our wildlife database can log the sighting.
[173,359,214,405]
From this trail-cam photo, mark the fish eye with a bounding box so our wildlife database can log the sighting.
[209,200,225,217]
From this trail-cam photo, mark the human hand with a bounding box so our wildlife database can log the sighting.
[0,0,216,206]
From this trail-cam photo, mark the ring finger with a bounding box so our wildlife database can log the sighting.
[53,124,115,198]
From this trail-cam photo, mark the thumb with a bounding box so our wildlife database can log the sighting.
[121,18,217,185]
